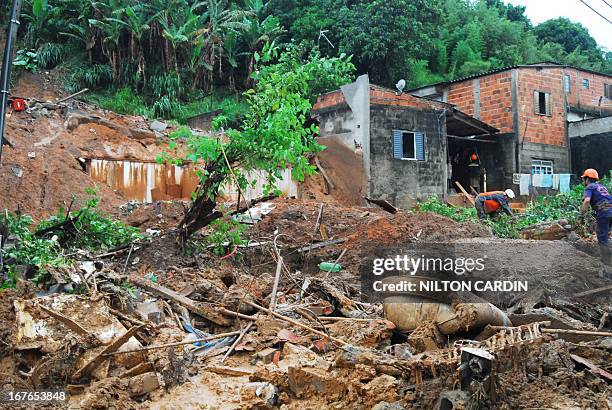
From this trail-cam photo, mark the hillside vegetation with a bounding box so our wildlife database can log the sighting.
[3,0,610,122]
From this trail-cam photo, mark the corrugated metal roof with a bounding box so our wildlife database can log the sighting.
[408,62,612,91]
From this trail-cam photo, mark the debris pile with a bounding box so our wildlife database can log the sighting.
[1,197,610,409]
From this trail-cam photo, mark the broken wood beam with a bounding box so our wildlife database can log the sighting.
[131,277,237,326]
[296,238,346,253]
[454,181,475,206]
[204,365,254,377]
[103,330,242,356]
[39,304,92,338]
[570,354,612,382]
[541,328,612,337]
[72,324,145,381]
[364,197,398,214]
[314,156,335,190]
[56,88,89,104]
[244,300,348,346]
[572,284,612,298]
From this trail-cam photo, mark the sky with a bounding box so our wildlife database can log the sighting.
[507,0,612,50]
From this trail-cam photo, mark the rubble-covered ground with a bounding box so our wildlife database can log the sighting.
[0,73,610,410]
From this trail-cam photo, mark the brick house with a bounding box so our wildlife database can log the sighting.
[311,75,497,208]
[409,62,612,188]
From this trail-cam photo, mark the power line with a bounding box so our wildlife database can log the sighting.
[577,0,612,25]
[602,0,612,10]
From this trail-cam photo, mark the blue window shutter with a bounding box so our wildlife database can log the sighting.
[392,130,403,159]
[415,132,425,160]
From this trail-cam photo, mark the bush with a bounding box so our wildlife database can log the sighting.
[1,190,142,287]
[70,64,113,90]
[37,43,66,69]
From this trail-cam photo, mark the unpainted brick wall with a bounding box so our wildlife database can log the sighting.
[516,68,566,146]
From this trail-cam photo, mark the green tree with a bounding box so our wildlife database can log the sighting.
[172,45,354,241]
[533,18,598,55]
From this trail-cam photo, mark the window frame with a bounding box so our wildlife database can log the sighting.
[605,83,612,99]
[533,90,552,117]
[392,129,425,161]
[531,159,554,175]
[563,75,571,93]
[583,78,589,89]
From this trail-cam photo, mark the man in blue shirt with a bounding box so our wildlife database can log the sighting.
[580,168,612,272]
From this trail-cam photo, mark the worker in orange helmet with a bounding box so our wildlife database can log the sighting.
[580,168,612,273]
[467,151,481,192]
[475,189,515,219]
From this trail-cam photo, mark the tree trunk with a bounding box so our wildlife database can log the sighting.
[177,167,226,246]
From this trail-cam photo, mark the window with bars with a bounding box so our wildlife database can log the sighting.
[605,83,612,99]
[534,91,551,116]
[392,130,425,160]
[583,79,589,89]
[531,159,553,175]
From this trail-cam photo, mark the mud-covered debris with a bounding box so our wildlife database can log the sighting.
[127,371,161,397]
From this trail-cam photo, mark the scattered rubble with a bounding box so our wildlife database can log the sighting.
[0,74,610,409]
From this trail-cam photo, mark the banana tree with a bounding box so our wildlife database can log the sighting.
[238,13,284,87]
[121,4,160,86]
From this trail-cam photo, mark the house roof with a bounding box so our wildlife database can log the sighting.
[408,62,612,92]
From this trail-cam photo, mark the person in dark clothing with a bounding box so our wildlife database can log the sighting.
[475,189,515,219]
[580,168,612,272]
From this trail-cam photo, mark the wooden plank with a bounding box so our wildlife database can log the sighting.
[131,278,232,326]
[39,304,92,338]
[314,156,335,189]
[364,197,398,214]
[572,284,612,298]
[72,324,145,381]
[454,181,475,206]
[570,354,612,382]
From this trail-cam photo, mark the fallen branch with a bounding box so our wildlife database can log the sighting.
[220,322,254,363]
[230,194,278,216]
[103,330,242,356]
[296,238,346,253]
[314,156,335,190]
[56,88,89,104]
[244,300,348,346]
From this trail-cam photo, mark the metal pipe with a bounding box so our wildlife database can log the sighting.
[0,0,23,165]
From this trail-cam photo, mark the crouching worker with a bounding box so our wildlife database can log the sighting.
[580,169,612,271]
[475,189,515,219]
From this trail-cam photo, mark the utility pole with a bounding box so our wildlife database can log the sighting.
[0,0,23,165]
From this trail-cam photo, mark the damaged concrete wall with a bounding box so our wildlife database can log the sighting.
[313,74,370,206]
[368,105,447,207]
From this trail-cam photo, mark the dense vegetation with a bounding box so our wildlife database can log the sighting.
[1,191,141,289]
[3,0,610,121]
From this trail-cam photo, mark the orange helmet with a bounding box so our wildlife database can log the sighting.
[580,168,599,180]
[471,153,478,161]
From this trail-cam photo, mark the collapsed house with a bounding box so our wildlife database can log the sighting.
[313,63,612,207]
